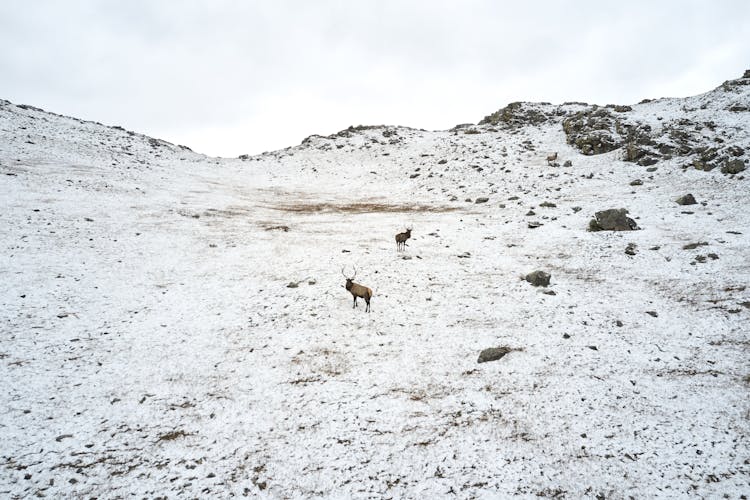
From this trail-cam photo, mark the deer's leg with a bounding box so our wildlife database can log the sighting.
[365,298,370,312]
[353,296,357,308]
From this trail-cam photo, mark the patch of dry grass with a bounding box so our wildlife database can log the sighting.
[270,201,459,214]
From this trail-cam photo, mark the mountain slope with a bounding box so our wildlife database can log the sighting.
[0,74,748,498]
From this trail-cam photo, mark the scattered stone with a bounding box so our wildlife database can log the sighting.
[525,270,551,287]
[683,241,708,250]
[539,201,557,208]
[478,346,517,364]
[527,221,543,229]
[707,253,719,260]
[646,166,658,172]
[457,252,471,258]
[625,243,637,255]
[721,159,746,174]
[542,290,557,295]
[587,346,598,351]
[409,173,420,178]
[286,282,299,288]
[475,197,489,204]
[588,208,638,231]
[645,311,659,317]
[526,210,536,216]
[615,320,623,327]
[563,160,572,167]
[630,179,643,186]
[562,333,570,339]
[675,194,697,205]
[572,206,582,213]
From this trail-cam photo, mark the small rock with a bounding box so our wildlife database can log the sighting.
[539,201,557,208]
[683,241,708,250]
[625,243,637,255]
[588,208,638,231]
[615,320,623,327]
[478,346,514,364]
[675,194,697,205]
[563,160,572,167]
[286,282,299,288]
[525,270,551,287]
[630,179,643,186]
[526,210,536,216]
[645,311,659,317]
[721,159,746,174]
[527,221,543,229]
[475,197,489,204]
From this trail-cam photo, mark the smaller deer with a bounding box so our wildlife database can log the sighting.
[342,266,372,312]
[395,227,412,251]
[546,152,558,165]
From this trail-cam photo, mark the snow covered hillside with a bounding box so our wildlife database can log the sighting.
[1,72,748,498]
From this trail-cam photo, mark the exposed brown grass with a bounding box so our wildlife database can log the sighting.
[270,201,459,214]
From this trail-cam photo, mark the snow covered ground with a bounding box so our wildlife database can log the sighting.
[1,75,748,498]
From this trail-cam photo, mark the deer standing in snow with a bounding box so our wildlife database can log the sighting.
[395,227,412,251]
[342,266,372,312]
[546,152,558,165]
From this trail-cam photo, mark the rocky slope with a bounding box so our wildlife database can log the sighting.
[0,72,748,498]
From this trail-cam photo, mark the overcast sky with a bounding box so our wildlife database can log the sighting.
[1,1,748,157]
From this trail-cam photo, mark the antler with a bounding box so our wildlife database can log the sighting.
[341,266,357,280]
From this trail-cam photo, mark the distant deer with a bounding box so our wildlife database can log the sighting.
[395,227,412,251]
[342,266,373,312]
[546,152,558,165]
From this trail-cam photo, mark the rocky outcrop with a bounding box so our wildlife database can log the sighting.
[562,108,623,155]
[479,102,554,128]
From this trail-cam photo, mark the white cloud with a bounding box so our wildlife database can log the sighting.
[1,0,748,156]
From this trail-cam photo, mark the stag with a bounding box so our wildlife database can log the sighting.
[546,152,558,165]
[342,266,372,312]
[395,227,412,251]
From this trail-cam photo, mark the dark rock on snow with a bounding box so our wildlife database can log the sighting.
[525,270,551,287]
[478,346,514,363]
[588,209,639,231]
[675,194,697,205]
